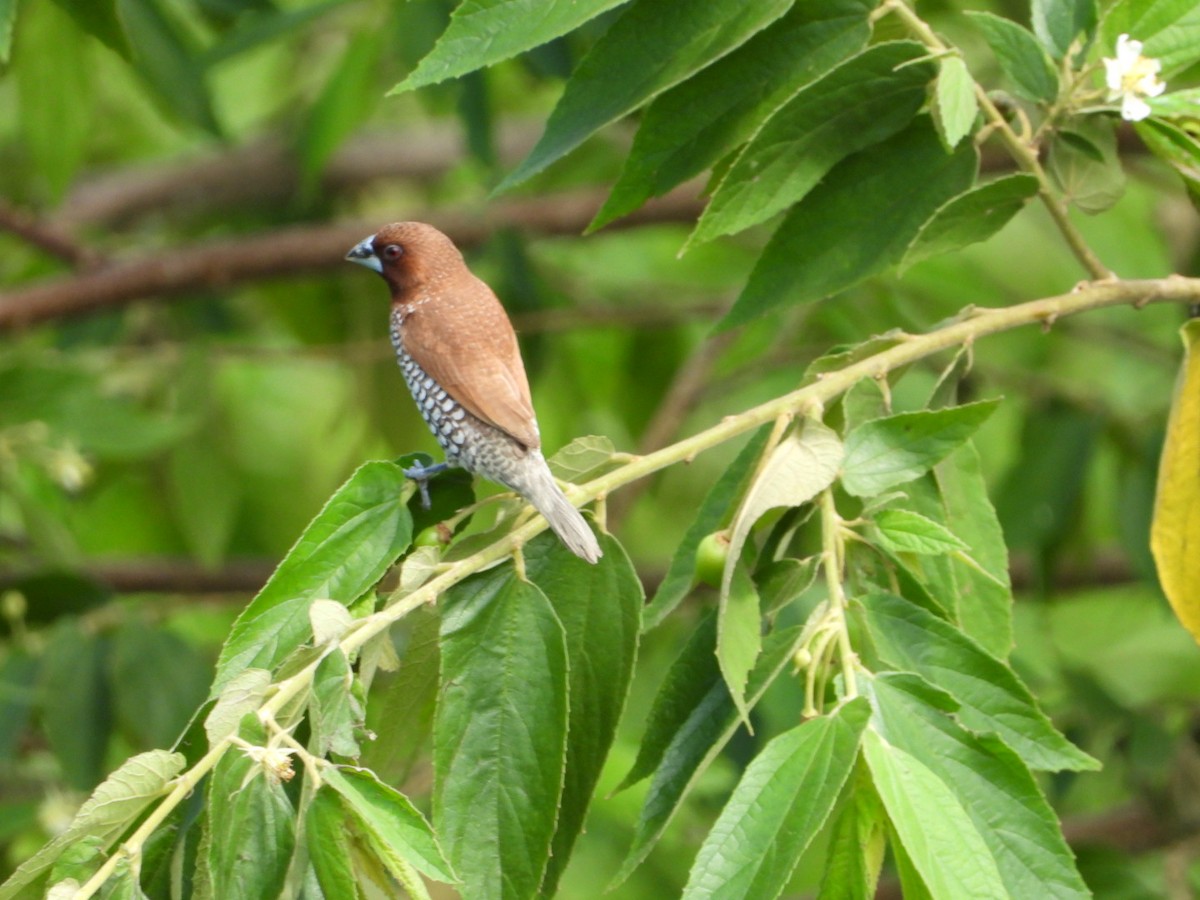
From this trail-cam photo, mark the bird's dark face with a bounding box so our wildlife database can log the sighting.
[346,221,461,297]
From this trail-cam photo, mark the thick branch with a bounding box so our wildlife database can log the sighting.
[0,187,704,331]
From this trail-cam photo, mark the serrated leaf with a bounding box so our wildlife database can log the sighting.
[1100,0,1197,60]
[206,722,295,900]
[498,0,794,191]
[1136,118,1200,205]
[870,509,968,556]
[212,461,413,695]
[863,726,1008,900]
[1031,0,1097,59]
[305,787,362,900]
[205,668,270,745]
[523,531,641,895]
[644,425,771,629]
[311,649,364,758]
[901,174,1039,272]
[39,623,111,789]
[592,0,872,230]
[842,400,999,497]
[1048,118,1125,214]
[310,599,355,646]
[681,699,870,900]
[0,751,184,900]
[322,766,454,885]
[435,567,567,899]
[933,56,978,150]
[870,674,1090,899]
[394,0,631,92]
[817,764,887,900]
[611,623,804,887]
[109,620,209,750]
[690,41,935,244]
[724,118,978,329]
[717,564,761,728]
[903,443,1013,657]
[1152,319,1200,645]
[723,420,843,603]
[546,434,617,482]
[861,592,1098,772]
[966,11,1058,102]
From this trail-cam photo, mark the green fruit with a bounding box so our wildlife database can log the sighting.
[694,531,731,588]
[414,525,444,548]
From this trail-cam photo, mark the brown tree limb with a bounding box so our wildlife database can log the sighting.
[0,199,106,269]
[0,187,705,331]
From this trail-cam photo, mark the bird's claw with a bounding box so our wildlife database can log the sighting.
[403,461,449,510]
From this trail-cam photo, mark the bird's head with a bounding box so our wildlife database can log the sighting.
[345,221,464,296]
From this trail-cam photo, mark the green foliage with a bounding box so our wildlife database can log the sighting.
[4,0,1200,898]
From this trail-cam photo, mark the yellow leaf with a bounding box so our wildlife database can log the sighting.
[1151,319,1200,644]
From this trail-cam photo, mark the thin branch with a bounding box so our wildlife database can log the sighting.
[0,200,105,269]
[0,187,705,331]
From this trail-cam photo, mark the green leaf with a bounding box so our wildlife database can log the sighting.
[116,0,221,135]
[393,0,632,93]
[870,674,1091,899]
[644,425,771,629]
[0,0,17,63]
[17,2,93,200]
[311,649,365,758]
[611,623,804,887]
[681,699,870,900]
[1048,117,1125,214]
[817,764,887,900]
[98,857,150,900]
[861,592,1098,772]
[47,0,130,57]
[110,620,210,750]
[1031,0,1097,59]
[522,531,641,895]
[870,509,969,556]
[435,567,568,900]
[212,461,413,695]
[305,788,362,900]
[966,11,1058,102]
[690,41,934,244]
[299,27,384,193]
[841,400,999,497]
[901,174,1040,272]
[862,726,1008,900]
[39,623,111,789]
[205,668,270,745]
[1101,0,1198,61]
[724,117,978,329]
[933,56,978,150]
[592,0,872,230]
[1136,118,1200,204]
[498,0,794,191]
[322,766,455,885]
[0,750,183,900]
[206,722,295,900]
[724,421,843,600]
[546,434,618,482]
[903,443,1014,658]
[717,564,762,728]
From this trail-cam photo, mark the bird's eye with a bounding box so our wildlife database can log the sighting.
[382,244,404,260]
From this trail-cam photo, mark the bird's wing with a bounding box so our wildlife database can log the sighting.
[401,277,541,451]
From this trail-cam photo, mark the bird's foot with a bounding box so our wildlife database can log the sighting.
[403,461,449,509]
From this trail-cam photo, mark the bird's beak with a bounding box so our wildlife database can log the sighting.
[346,235,382,274]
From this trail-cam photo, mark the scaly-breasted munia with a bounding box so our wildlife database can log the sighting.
[346,222,602,564]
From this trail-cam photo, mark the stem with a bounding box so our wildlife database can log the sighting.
[881,0,1114,280]
[819,489,858,701]
[71,276,1200,898]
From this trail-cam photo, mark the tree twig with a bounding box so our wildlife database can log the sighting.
[0,200,105,269]
[0,187,705,331]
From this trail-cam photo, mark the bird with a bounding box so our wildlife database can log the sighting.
[346,221,602,564]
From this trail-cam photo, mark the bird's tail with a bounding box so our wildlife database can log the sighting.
[520,455,603,564]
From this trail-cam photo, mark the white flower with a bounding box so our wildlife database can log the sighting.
[1103,34,1166,121]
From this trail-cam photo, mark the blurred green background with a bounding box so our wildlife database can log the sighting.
[1,0,1199,895]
